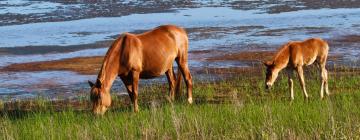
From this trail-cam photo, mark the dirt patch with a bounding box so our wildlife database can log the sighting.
[252,27,332,37]
[205,51,275,62]
[192,66,263,76]
[0,40,112,55]
[0,49,344,76]
[0,56,103,75]
[331,35,360,44]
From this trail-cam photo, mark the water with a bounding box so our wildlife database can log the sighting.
[0,1,359,98]
[0,71,94,95]
[0,0,82,15]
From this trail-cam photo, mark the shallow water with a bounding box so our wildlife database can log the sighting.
[1,7,360,48]
[0,1,360,98]
[0,71,94,95]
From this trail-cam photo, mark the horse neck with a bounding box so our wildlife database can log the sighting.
[272,45,290,71]
[97,62,118,93]
[97,37,123,93]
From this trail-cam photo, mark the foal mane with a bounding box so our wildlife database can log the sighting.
[271,42,292,66]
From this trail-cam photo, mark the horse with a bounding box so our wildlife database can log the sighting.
[263,38,329,100]
[88,25,193,115]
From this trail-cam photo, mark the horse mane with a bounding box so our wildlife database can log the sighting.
[97,34,127,84]
[271,42,292,66]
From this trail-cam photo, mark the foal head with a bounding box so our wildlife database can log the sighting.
[88,79,111,115]
[264,61,280,89]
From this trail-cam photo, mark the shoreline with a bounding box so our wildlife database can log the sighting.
[0,49,349,76]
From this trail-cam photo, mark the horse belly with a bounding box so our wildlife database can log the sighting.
[304,55,317,66]
[141,53,176,79]
[139,70,164,79]
[140,61,171,79]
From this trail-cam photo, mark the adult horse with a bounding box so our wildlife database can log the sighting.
[264,38,329,100]
[88,25,193,115]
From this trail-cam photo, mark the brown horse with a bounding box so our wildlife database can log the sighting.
[264,38,329,100]
[88,25,193,115]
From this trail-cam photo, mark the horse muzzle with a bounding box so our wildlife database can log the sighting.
[92,106,108,115]
[265,83,272,90]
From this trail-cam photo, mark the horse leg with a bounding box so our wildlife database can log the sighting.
[320,58,329,99]
[165,67,176,101]
[176,58,193,104]
[174,67,182,99]
[323,68,329,96]
[296,66,309,99]
[131,71,140,112]
[120,76,134,102]
[287,68,294,100]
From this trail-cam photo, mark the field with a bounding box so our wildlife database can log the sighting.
[1,1,360,140]
[1,67,359,140]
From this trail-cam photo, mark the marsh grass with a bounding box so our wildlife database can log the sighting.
[1,66,360,139]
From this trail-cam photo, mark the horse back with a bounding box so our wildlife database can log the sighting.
[138,25,188,54]
[120,25,188,77]
[289,38,329,66]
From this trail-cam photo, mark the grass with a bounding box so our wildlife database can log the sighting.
[1,67,360,139]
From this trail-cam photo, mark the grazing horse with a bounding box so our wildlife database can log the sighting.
[264,38,329,100]
[88,25,193,115]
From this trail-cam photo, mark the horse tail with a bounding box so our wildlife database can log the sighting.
[174,66,182,98]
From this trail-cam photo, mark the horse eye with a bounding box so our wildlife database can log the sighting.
[90,93,100,101]
[90,94,96,101]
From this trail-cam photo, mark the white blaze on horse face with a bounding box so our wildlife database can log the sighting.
[92,96,109,115]
[90,87,110,115]
[93,105,108,115]
[266,68,280,88]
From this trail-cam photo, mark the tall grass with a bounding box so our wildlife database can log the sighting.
[0,67,360,139]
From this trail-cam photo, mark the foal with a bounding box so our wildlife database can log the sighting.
[264,38,329,100]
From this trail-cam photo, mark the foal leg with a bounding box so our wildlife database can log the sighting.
[296,66,309,99]
[287,69,294,100]
[176,59,193,104]
[320,62,330,99]
[165,67,176,101]
[324,68,329,96]
[131,71,140,112]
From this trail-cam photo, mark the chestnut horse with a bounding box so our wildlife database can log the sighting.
[88,25,193,115]
[264,38,329,100]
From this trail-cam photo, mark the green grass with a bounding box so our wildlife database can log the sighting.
[1,69,360,139]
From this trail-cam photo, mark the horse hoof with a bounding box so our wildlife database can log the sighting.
[188,98,193,104]
[304,97,309,102]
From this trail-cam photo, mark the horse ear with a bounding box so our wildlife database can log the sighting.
[96,79,102,88]
[88,80,95,87]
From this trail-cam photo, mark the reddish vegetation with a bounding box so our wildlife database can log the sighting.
[205,51,275,62]
[0,49,345,76]
[1,56,104,75]
[193,67,263,76]
[332,35,360,43]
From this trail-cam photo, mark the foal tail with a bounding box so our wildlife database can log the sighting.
[174,67,183,98]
